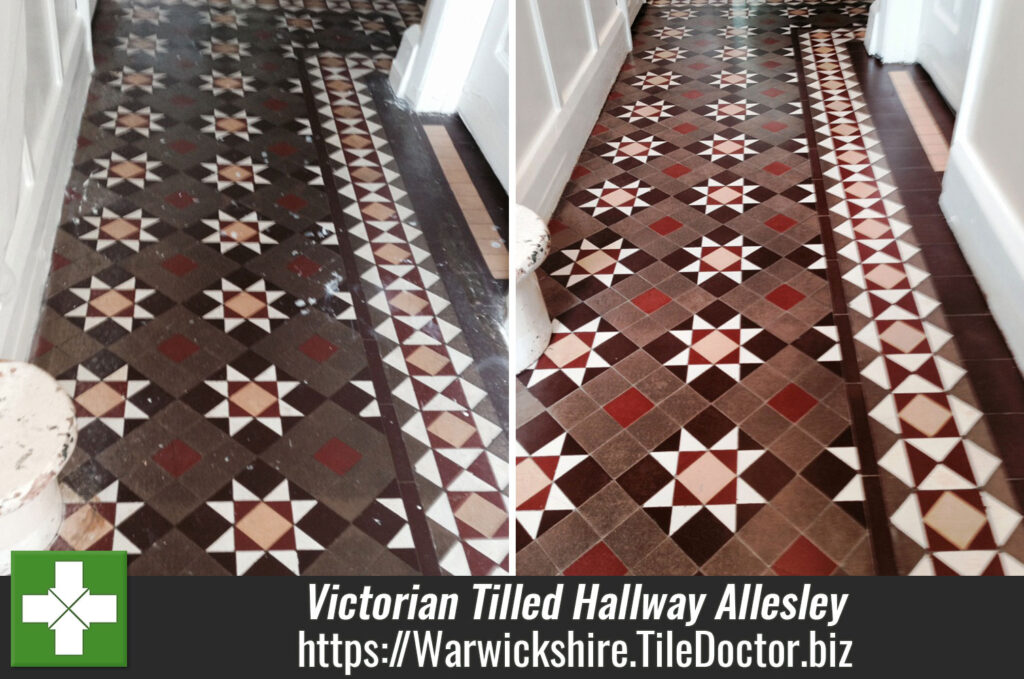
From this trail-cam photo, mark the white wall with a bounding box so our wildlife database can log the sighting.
[515,0,634,219]
[0,0,93,360]
[940,0,1024,372]
[865,0,978,110]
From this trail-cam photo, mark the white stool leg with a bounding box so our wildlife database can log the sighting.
[515,271,552,373]
[0,478,64,575]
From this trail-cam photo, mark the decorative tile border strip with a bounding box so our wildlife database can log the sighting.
[799,28,1024,575]
[302,51,508,575]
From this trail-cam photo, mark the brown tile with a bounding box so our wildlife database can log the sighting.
[536,512,600,570]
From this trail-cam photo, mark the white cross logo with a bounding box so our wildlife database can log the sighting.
[21,561,118,655]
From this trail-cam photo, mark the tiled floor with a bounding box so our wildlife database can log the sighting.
[516,0,1024,576]
[35,0,508,576]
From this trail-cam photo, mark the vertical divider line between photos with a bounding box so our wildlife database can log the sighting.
[790,27,897,576]
[507,0,520,576]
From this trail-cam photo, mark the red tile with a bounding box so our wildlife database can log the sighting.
[158,334,199,363]
[34,337,54,358]
[764,161,791,176]
[773,536,836,575]
[165,191,195,208]
[663,163,691,179]
[268,142,297,157]
[168,139,196,154]
[768,384,818,423]
[681,89,703,99]
[153,440,201,478]
[277,194,307,211]
[571,165,591,180]
[288,255,322,278]
[762,87,784,98]
[52,253,71,271]
[674,123,698,134]
[766,284,805,310]
[762,121,787,133]
[632,289,671,313]
[161,254,198,277]
[564,542,628,576]
[605,388,654,427]
[549,220,569,235]
[171,94,195,107]
[592,123,609,135]
[650,216,683,235]
[264,97,287,111]
[300,334,338,362]
[315,438,362,477]
[765,214,797,232]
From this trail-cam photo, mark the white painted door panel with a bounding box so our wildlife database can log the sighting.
[0,0,93,360]
[458,0,510,190]
[515,0,636,219]
[918,0,979,110]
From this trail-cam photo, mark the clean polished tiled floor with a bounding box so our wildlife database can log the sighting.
[35,0,509,575]
[516,0,1024,575]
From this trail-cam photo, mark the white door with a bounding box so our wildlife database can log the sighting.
[457,0,509,190]
[917,0,980,110]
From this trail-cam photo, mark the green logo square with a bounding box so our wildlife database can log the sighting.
[10,551,127,667]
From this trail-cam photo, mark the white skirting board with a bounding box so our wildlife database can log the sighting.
[0,28,92,361]
[940,140,1024,374]
[516,15,631,221]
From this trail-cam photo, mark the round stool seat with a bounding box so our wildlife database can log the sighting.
[0,361,77,574]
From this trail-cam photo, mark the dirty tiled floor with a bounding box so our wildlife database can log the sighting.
[516,0,1024,576]
[36,0,508,576]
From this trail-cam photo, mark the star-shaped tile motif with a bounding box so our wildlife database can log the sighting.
[591,132,677,170]
[568,173,668,224]
[697,97,766,122]
[687,132,769,166]
[546,229,656,294]
[200,70,255,96]
[201,366,303,436]
[662,226,780,293]
[676,172,774,218]
[201,278,289,335]
[94,152,162,189]
[640,46,691,63]
[628,69,683,91]
[101,106,165,138]
[80,208,160,253]
[707,69,764,90]
[116,33,167,56]
[201,37,251,60]
[199,209,277,254]
[180,461,346,575]
[645,301,785,398]
[200,108,263,140]
[204,8,246,27]
[63,276,156,332]
[109,66,165,93]
[608,96,682,126]
[59,363,167,437]
[201,155,269,191]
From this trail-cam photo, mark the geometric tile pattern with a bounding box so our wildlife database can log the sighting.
[305,50,507,575]
[517,0,875,576]
[801,28,1024,575]
[37,0,506,576]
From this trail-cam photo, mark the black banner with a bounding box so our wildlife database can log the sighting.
[2,577,1020,676]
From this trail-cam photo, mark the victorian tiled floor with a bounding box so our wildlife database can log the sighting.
[34,0,509,575]
[516,0,1024,575]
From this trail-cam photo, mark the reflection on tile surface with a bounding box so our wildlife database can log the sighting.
[516,0,1024,576]
[37,0,508,576]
